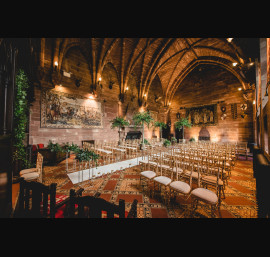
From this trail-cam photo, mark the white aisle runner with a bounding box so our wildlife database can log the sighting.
[67,156,147,184]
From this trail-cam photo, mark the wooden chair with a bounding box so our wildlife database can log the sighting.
[16,178,84,218]
[19,152,43,183]
[68,190,138,218]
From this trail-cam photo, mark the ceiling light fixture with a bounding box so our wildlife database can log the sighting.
[227,38,233,42]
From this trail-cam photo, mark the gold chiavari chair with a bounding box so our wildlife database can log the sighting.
[169,162,194,210]
[201,157,225,204]
[153,149,173,204]
[190,164,220,218]
[139,148,158,196]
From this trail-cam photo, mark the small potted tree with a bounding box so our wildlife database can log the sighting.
[132,111,154,150]
[110,116,130,145]
[153,121,167,142]
[174,118,192,141]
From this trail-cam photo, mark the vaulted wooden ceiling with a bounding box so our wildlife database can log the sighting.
[1,38,257,106]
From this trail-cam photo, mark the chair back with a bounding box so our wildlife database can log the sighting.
[18,178,57,218]
[69,190,126,218]
[36,152,44,183]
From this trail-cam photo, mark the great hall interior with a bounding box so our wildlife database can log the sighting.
[0,37,269,219]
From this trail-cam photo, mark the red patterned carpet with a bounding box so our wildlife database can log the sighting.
[43,155,257,218]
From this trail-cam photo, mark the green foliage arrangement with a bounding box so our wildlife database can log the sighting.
[163,139,171,147]
[13,69,31,169]
[174,118,192,140]
[47,140,63,153]
[171,137,177,143]
[153,121,167,129]
[141,139,150,145]
[174,118,192,131]
[189,137,195,142]
[62,142,80,153]
[154,121,167,140]
[132,111,154,149]
[75,148,100,163]
[110,116,130,144]
[110,116,130,129]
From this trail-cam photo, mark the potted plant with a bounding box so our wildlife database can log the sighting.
[41,140,66,165]
[132,111,154,150]
[175,118,192,141]
[153,121,167,142]
[62,142,80,172]
[110,116,130,145]
[171,137,177,145]
[163,139,171,147]
[189,137,196,142]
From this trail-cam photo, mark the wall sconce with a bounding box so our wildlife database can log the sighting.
[232,62,238,67]
[54,61,58,71]
[97,77,103,89]
[238,87,242,91]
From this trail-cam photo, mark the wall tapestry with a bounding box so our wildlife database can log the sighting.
[185,104,217,126]
[41,89,103,129]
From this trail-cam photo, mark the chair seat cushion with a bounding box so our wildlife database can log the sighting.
[191,188,218,204]
[160,164,170,169]
[170,181,191,194]
[172,167,183,173]
[183,170,199,178]
[20,168,37,176]
[202,175,223,185]
[140,170,156,179]
[21,172,39,181]
[153,176,172,186]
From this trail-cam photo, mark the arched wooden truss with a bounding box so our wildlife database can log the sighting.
[37,38,253,104]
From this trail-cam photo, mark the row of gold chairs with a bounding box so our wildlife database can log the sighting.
[139,147,227,217]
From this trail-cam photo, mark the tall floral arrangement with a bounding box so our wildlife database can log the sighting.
[174,118,192,140]
[132,111,154,149]
[110,116,130,145]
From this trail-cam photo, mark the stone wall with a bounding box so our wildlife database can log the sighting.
[170,65,254,143]
[28,45,163,147]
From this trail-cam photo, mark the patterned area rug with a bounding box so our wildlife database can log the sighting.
[42,155,257,218]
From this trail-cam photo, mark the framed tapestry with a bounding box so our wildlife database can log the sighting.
[41,89,103,129]
[185,104,217,126]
